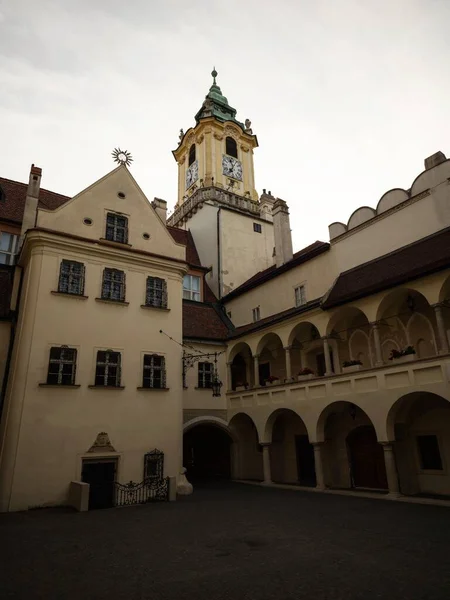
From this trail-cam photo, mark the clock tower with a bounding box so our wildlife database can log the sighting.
[172,69,259,206]
[168,69,276,300]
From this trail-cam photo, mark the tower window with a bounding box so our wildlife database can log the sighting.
[189,144,196,166]
[226,136,238,158]
[253,223,262,233]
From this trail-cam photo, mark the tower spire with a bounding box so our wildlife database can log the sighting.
[194,68,243,127]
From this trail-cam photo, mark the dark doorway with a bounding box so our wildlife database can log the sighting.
[259,362,270,385]
[316,351,334,376]
[231,354,247,389]
[347,426,388,490]
[82,460,117,510]
[183,425,232,483]
[295,435,316,486]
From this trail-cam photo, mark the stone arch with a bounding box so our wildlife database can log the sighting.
[316,401,387,490]
[326,306,372,371]
[385,391,450,496]
[228,342,253,389]
[439,273,450,303]
[410,159,450,196]
[229,412,263,481]
[376,288,437,358]
[183,416,237,441]
[263,408,316,486]
[406,312,437,358]
[183,418,235,481]
[256,332,286,384]
[288,322,322,378]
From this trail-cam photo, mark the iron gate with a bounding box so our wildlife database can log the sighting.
[115,477,169,506]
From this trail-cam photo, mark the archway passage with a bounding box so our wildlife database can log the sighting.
[183,425,232,483]
[347,426,388,490]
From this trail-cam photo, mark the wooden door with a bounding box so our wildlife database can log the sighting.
[347,426,388,490]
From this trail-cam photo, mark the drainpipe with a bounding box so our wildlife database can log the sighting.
[0,266,24,420]
[216,206,222,299]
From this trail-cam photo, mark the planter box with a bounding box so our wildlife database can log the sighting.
[342,364,363,373]
[235,386,248,392]
[265,381,280,387]
[392,354,416,364]
[297,374,314,381]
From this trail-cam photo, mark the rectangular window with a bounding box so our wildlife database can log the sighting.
[58,260,85,295]
[253,223,262,233]
[417,435,443,470]
[146,276,168,308]
[227,311,232,319]
[252,306,260,322]
[144,450,164,480]
[105,213,128,244]
[198,362,213,388]
[102,268,126,301]
[0,232,19,265]
[183,274,201,301]
[295,284,307,307]
[143,354,166,389]
[95,350,121,387]
[46,346,77,385]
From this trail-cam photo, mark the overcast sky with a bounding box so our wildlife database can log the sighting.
[1,0,449,249]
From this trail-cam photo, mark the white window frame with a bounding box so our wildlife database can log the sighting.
[0,231,19,265]
[294,283,307,307]
[183,274,201,301]
[198,362,213,389]
[252,306,261,322]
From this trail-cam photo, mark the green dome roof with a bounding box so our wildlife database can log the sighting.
[194,68,244,128]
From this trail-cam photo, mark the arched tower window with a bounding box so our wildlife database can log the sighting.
[189,144,196,166]
[226,136,238,158]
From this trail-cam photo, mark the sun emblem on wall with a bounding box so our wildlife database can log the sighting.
[112,148,133,167]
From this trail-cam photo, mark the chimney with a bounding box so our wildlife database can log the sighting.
[152,197,167,223]
[424,151,446,170]
[20,164,41,246]
[272,198,293,268]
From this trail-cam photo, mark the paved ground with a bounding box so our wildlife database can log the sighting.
[1,482,450,600]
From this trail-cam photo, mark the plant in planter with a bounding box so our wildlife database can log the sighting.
[389,346,416,362]
[265,375,280,386]
[297,367,315,381]
[235,382,249,391]
[342,359,363,373]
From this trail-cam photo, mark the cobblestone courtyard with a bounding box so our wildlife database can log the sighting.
[1,482,450,599]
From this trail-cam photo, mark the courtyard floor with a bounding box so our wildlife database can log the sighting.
[1,482,450,599]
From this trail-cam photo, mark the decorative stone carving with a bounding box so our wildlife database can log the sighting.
[224,125,240,139]
[87,432,116,453]
[186,133,195,147]
[177,467,193,495]
[196,134,204,144]
[240,145,250,152]
[213,133,224,141]
[179,128,184,141]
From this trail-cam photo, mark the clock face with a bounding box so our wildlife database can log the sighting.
[222,155,243,181]
[185,160,198,189]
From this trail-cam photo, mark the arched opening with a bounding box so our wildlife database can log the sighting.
[288,322,322,378]
[229,342,253,389]
[376,288,438,361]
[265,409,316,486]
[183,423,232,484]
[317,401,387,491]
[188,144,196,166]
[256,332,285,385]
[347,426,387,490]
[439,276,450,351]
[387,392,450,497]
[225,136,238,158]
[229,413,263,481]
[326,307,372,371]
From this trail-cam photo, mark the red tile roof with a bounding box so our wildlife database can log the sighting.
[167,227,204,268]
[322,226,450,308]
[183,301,230,340]
[222,240,329,301]
[0,177,70,224]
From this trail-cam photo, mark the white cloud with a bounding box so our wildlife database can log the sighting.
[1,0,450,248]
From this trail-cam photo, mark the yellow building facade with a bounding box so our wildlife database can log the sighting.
[0,71,450,511]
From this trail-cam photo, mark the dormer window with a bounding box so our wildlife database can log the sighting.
[189,144,196,166]
[106,212,128,244]
[226,136,238,158]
